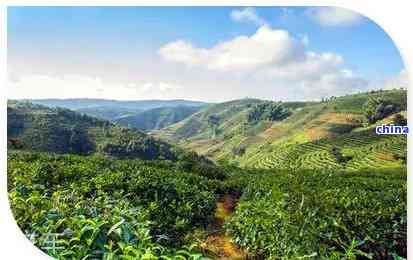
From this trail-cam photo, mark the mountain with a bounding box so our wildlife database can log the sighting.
[7,101,174,160]
[114,106,202,131]
[7,90,407,259]
[14,98,208,130]
[19,98,207,111]
[75,106,143,121]
[154,89,407,170]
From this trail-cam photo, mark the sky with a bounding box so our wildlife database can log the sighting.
[7,6,407,102]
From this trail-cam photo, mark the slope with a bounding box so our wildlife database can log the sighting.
[115,106,201,131]
[154,89,407,170]
[76,106,142,121]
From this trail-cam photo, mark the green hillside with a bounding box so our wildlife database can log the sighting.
[22,99,206,131]
[115,106,201,131]
[155,89,407,171]
[76,106,142,121]
[7,101,221,168]
[7,89,407,259]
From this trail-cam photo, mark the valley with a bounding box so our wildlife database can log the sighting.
[7,89,407,259]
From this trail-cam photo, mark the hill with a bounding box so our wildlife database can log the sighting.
[15,98,208,130]
[154,89,407,170]
[19,98,207,111]
[7,101,224,174]
[7,101,175,159]
[114,106,201,131]
[7,90,407,259]
[76,106,142,121]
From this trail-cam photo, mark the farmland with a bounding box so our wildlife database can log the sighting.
[8,151,406,259]
[7,89,407,259]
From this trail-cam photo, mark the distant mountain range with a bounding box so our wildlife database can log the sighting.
[18,98,207,110]
[12,98,208,131]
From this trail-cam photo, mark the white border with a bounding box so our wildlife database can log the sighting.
[0,1,411,259]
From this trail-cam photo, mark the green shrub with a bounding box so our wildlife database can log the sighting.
[8,151,218,258]
[247,102,291,123]
[225,168,406,259]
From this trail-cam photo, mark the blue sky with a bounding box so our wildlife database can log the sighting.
[7,6,406,101]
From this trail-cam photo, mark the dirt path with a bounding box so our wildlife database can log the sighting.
[200,193,248,259]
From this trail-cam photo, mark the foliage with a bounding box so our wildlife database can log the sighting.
[330,146,352,164]
[247,102,291,123]
[8,151,219,259]
[207,114,220,138]
[232,144,247,156]
[7,102,183,161]
[251,129,407,171]
[224,168,407,259]
[115,106,201,131]
[363,96,401,124]
[99,129,176,161]
[7,90,407,259]
[154,90,406,164]
[77,106,142,121]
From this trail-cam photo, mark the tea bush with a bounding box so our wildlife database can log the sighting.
[224,168,406,259]
[8,151,220,259]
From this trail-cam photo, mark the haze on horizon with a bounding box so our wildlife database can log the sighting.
[7,6,407,103]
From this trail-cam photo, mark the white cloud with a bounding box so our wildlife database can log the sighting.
[301,34,309,46]
[159,26,305,72]
[300,71,368,99]
[259,52,367,99]
[230,7,266,26]
[159,25,369,100]
[306,7,363,27]
[261,52,344,81]
[381,69,409,90]
[7,74,184,100]
[140,82,182,92]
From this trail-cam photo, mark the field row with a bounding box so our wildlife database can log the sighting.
[253,131,406,170]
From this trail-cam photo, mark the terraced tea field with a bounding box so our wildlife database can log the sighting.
[249,130,406,170]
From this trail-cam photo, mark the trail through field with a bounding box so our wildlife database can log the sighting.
[200,193,248,259]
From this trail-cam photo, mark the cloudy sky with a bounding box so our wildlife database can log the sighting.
[7,7,407,102]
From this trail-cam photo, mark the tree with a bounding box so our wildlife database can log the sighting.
[331,146,352,164]
[207,114,220,138]
[232,144,247,156]
[69,126,95,155]
[247,102,291,123]
[363,96,400,124]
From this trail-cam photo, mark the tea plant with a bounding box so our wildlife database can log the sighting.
[8,151,220,259]
[224,168,406,259]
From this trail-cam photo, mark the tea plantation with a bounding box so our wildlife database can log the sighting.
[7,90,407,259]
[8,151,406,259]
[250,130,407,170]
[224,168,406,259]
[8,151,222,259]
